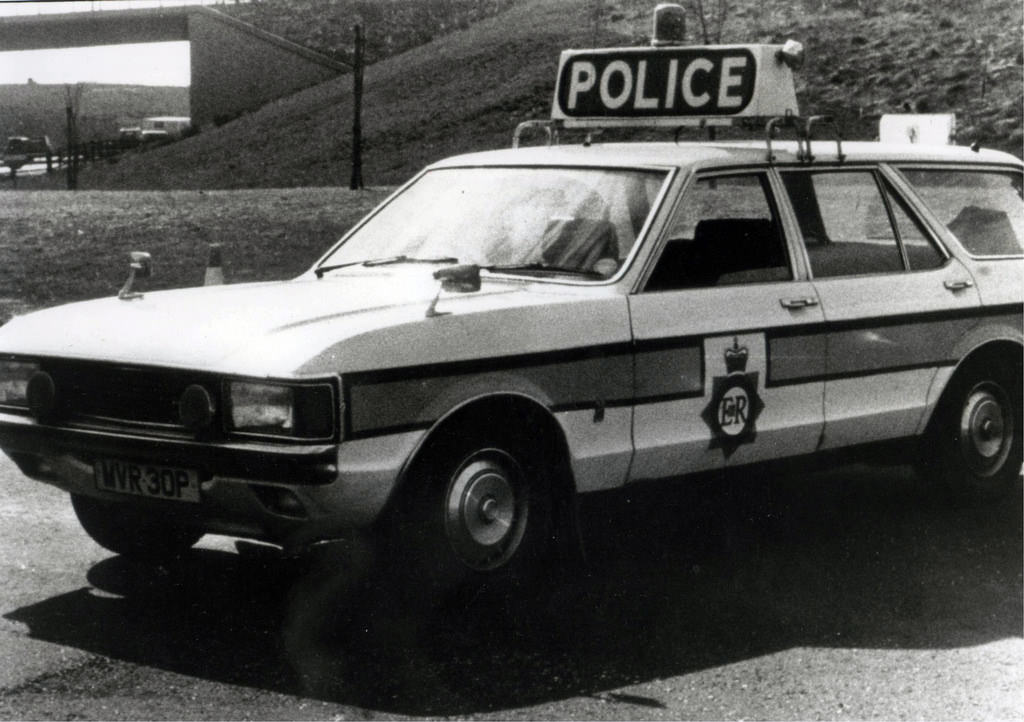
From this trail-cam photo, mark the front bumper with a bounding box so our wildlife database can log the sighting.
[0,413,423,553]
[0,412,338,485]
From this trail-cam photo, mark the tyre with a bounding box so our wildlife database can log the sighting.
[924,357,1022,503]
[383,425,558,602]
[71,493,202,560]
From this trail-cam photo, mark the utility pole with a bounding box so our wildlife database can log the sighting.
[64,83,82,191]
[349,23,365,190]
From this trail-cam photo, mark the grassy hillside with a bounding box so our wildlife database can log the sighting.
[219,0,519,65]
[56,0,1024,190]
[0,188,388,322]
[0,84,189,145]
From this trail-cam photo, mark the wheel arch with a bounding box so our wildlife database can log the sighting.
[920,338,1023,435]
[384,392,582,554]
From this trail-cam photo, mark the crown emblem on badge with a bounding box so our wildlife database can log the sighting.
[724,337,748,374]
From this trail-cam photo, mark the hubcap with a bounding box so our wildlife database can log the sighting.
[444,450,528,571]
[958,385,1013,477]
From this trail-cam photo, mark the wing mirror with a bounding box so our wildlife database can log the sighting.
[426,264,481,317]
[130,251,152,279]
[118,251,152,300]
[434,264,481,293]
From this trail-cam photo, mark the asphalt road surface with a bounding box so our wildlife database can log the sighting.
[0,452,1020,720]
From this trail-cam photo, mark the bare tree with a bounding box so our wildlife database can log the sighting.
[691,0,730,44]
[591,0,604,45]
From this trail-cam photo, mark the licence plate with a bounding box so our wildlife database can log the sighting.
[93,459,200,503]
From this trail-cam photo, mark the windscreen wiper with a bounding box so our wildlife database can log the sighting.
[363,255,459,267]
[315,255,459,278]
[481,262,605,279]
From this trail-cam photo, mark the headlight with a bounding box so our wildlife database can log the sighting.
[229,382,293,432]
[226,381,335,440]
[0,360,40,407]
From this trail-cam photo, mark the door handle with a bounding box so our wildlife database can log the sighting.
[943,279,974,292]
[780,296,819,309]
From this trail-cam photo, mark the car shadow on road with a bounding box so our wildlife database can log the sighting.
[5,465,1022,715]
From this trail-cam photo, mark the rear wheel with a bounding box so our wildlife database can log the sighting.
[924,358,1022,503]
[71,493,202,561]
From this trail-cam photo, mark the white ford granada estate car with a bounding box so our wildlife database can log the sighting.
[0,40,1020,592]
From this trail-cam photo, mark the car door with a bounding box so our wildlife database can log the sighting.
[628,170,826,482]
[777,165,982,450]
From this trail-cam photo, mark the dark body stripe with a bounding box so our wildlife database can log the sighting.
[766,305,1021,387]
[342,303,1021,440]
[343,343,637,440]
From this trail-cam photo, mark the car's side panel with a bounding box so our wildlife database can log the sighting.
[809,264,984,449]
[968,259,1024,307]
[628,282,826,480]
[343,350,633,440]
[555,407,634,492]
[336,297,638,493]
[821,368,940,449]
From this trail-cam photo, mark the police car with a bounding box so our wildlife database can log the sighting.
[0,25,1020,589]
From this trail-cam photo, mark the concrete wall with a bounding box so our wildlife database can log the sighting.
[0,7,347,130]
[188,9,347,128]
[0,8,187,51]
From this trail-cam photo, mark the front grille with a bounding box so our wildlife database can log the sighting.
[44,360,216,430]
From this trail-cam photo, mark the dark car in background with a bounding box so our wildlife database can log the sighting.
[2,135,54,169]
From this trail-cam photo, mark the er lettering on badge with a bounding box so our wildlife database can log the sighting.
[718,386,750,435]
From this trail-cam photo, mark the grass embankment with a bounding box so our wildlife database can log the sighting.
[0,187,389,323]
[28,0,1020,192]
[219,0,519,66]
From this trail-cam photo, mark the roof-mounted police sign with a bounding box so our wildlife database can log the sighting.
[551,44,800,127]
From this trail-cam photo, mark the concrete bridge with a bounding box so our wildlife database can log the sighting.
[0,5,349,127]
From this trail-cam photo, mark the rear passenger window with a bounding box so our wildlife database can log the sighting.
[898,168,1024,256]
[782,171,905,277]
[883,184,945,270]
[645,174,791,291]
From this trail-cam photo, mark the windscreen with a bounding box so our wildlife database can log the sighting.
[319,166,668,279]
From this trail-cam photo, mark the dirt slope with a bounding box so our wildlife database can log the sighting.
[71,0,1022,190]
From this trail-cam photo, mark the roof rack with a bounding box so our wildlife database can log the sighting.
[801,115,846,163]
[513,114,846,164]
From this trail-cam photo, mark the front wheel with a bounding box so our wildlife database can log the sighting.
[71,493,202,561]
[383,429,557,601]
[443,447,533,572]
[925,359,1022,503]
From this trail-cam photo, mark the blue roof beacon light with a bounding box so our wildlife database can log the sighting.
[651,3,687,47]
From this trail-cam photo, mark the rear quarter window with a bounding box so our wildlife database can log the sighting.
[898,168,1024,257]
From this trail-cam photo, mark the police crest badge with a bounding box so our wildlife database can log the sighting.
[701,337,765,457]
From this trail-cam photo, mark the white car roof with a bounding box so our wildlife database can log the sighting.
[429,140,1023,172]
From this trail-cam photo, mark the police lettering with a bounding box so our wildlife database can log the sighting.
[557,48,756,118]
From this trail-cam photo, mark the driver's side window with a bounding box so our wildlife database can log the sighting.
[645,173,791,292]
